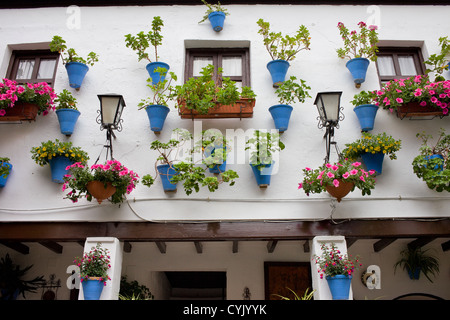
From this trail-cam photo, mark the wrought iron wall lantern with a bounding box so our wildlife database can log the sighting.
[314,91,344,163]
[95,94,126,161]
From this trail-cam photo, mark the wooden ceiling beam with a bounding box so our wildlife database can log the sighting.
[441,240,450,252]
[267,240,278,253]
[155,241,167,254]
[38,241,63,254]
[373,238,397,252]
[0,241,29,255]
[407,237,436,250]
[194,241,203,254]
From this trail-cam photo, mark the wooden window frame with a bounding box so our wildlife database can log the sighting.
[185,48,250,86]
[6,49,59,86]
[375,46,425,84]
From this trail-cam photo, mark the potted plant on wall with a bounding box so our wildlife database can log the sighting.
[50,35,99,90]
[174,64,256,119]
[138,67,177,134]
[375,75,450,118]
[394,246,439,282]
[124,16,169,84]
[30,139,89,183]
[351,90,379,131]
[412,128,450,192]
[298,158,376,202]
[336,21,379,88]
[269,75,311,132]
[74,243,111,300]
[257,18,311,87]
[0,157,12,188]
[63,160,139,204]
[342,132,402,175]
[424,36,450,82]
[245,130,285,188]
[199,0,229,32]
[55,89,81,136]
[313,242,362,300]
[142,129,239,194]
[0,78,56,122]
[195,129,230,174]
[0,253,45,300]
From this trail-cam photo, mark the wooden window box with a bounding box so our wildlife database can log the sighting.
[396,102,448,119]
[0,102,39,122]
[178,98,256,120]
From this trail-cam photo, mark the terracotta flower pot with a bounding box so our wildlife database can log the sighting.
[325,180,354,202]
[86,180,116,204]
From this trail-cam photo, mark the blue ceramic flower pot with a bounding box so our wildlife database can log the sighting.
[266,60,290,87]
[82,278,104,300]
[353,104,378,132]
[157,164,178,192]
[56,108,81,136]
[326,275,352,300]
[0,162,12,188]
[250,162,274,187]
[49,156,73,183]
[145,105,170,133]
[208,11,226,32]
[361,152,385,175]
[65,62,89,89]
[269,104,293,132]
[346,58,370,86]
[146,62,170,85]
[424,154,444,171]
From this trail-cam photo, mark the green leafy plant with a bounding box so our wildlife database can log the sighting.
[274,75,311,105]
[257,18,311,61]
[199,0,229,24]
[124,16,164,63]
[412,128,450,192]
[49,35,99,66]
[194,129,230,171]
[55,89,78,110]
[271,287,314,300]
[73,243,111,285]
[0,157,11,178]
[245,130,285,171]
[313,243,362,279]
[142,128,239,195]
[138,67,177,108]
[119,276,154,300]
[0,253,45,300]
[343,132,402,161]
[350,90,377,107]
[62,160,139,204]
[298,158,377,197]
[424,36,450,81]
[174,64,256,115]
[30,139,89,167]
[394,246,439,282]
[0,78,57,117]
[336,21,379,62]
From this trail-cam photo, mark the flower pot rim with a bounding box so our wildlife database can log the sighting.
[65,61,89,68]
[325,274,353,279]
[55,108,81,114]
[209,11,226,17]
[145,104,170,110]
[269,104,293,111]
[346,57,370,64]
[146,61,170,68]
[353,104,378,110]
[267,59,290,66]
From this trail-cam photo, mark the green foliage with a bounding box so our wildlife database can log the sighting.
[274,76,311,105]
[245,130,285,171]
[350,90,377,107]
[336,21,379,62]
[412,128,450,192]
[199,0,229,24]
[30,139,89,167]
[138,67,178,108]
[343,132,402,161]
[0,253,45,300]
[174,64,256,114]
[424,36,450,81]
[257,18,311,61]
[119,276,154,300]
[394,246,439,283]
[49,35,99,66]
[55,89,78,110]
[0,157,11,178]
[73,243,111,284]
[272,287,315,300]
[124,16,164,63]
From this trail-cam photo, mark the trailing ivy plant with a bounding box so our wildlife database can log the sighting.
[49,35,99,66]
[245,130,285,171]
[412,128,450,192]
[199,0,229,24]
[257,18,311,62]
[124,16,164,63]
[142,128,239,195]
[174,64,256,115]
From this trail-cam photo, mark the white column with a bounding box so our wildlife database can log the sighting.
[78,237,123,300]
[310,236,353,300]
